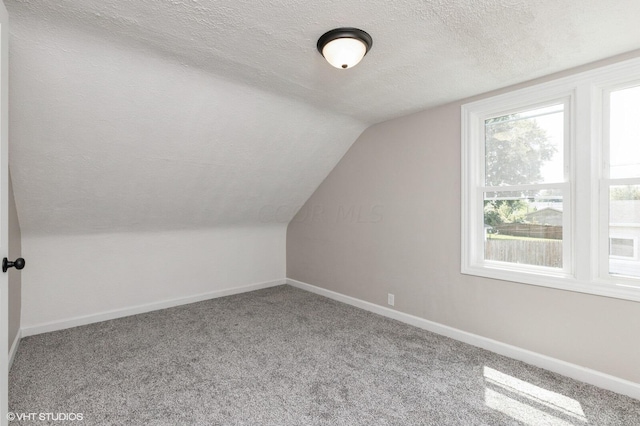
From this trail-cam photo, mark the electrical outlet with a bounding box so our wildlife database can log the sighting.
[388,293,395,306]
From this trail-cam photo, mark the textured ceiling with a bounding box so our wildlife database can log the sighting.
[6,0,640,235]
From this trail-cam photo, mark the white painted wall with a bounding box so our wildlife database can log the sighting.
[21,226,286,332]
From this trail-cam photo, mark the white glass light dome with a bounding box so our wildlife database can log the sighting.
[321,37,368,69]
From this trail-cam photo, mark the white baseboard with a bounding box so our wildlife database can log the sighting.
[9,329,21,371]
[21,279,286,337]
[286,278,640,400]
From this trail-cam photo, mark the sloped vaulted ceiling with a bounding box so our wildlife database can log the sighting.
[6,0,640,235]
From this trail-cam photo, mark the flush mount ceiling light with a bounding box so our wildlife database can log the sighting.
[317,28,372,69]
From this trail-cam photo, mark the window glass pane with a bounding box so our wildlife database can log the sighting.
[484,189,563,268]
[610,86,640,179]
[485,104,564,186]
[609,185,640,278]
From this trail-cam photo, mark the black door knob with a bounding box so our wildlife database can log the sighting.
[2,257,25,273]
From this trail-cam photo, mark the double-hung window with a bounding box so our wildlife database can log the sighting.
[601,83,640,282]
[461,58,640,301]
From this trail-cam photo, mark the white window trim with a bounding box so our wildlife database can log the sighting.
[461,56,640,303]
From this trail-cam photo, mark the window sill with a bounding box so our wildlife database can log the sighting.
[461,263,640,303]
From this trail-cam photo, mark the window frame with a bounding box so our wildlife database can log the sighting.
[461,57,640,302]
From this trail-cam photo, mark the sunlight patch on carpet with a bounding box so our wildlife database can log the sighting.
[484,366,588,425]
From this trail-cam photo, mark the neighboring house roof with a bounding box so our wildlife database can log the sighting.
[524,203,640,225]
[525,207,563,223]
[526,207,562,216]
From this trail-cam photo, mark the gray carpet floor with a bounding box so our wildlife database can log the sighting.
[9,285,640,425]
